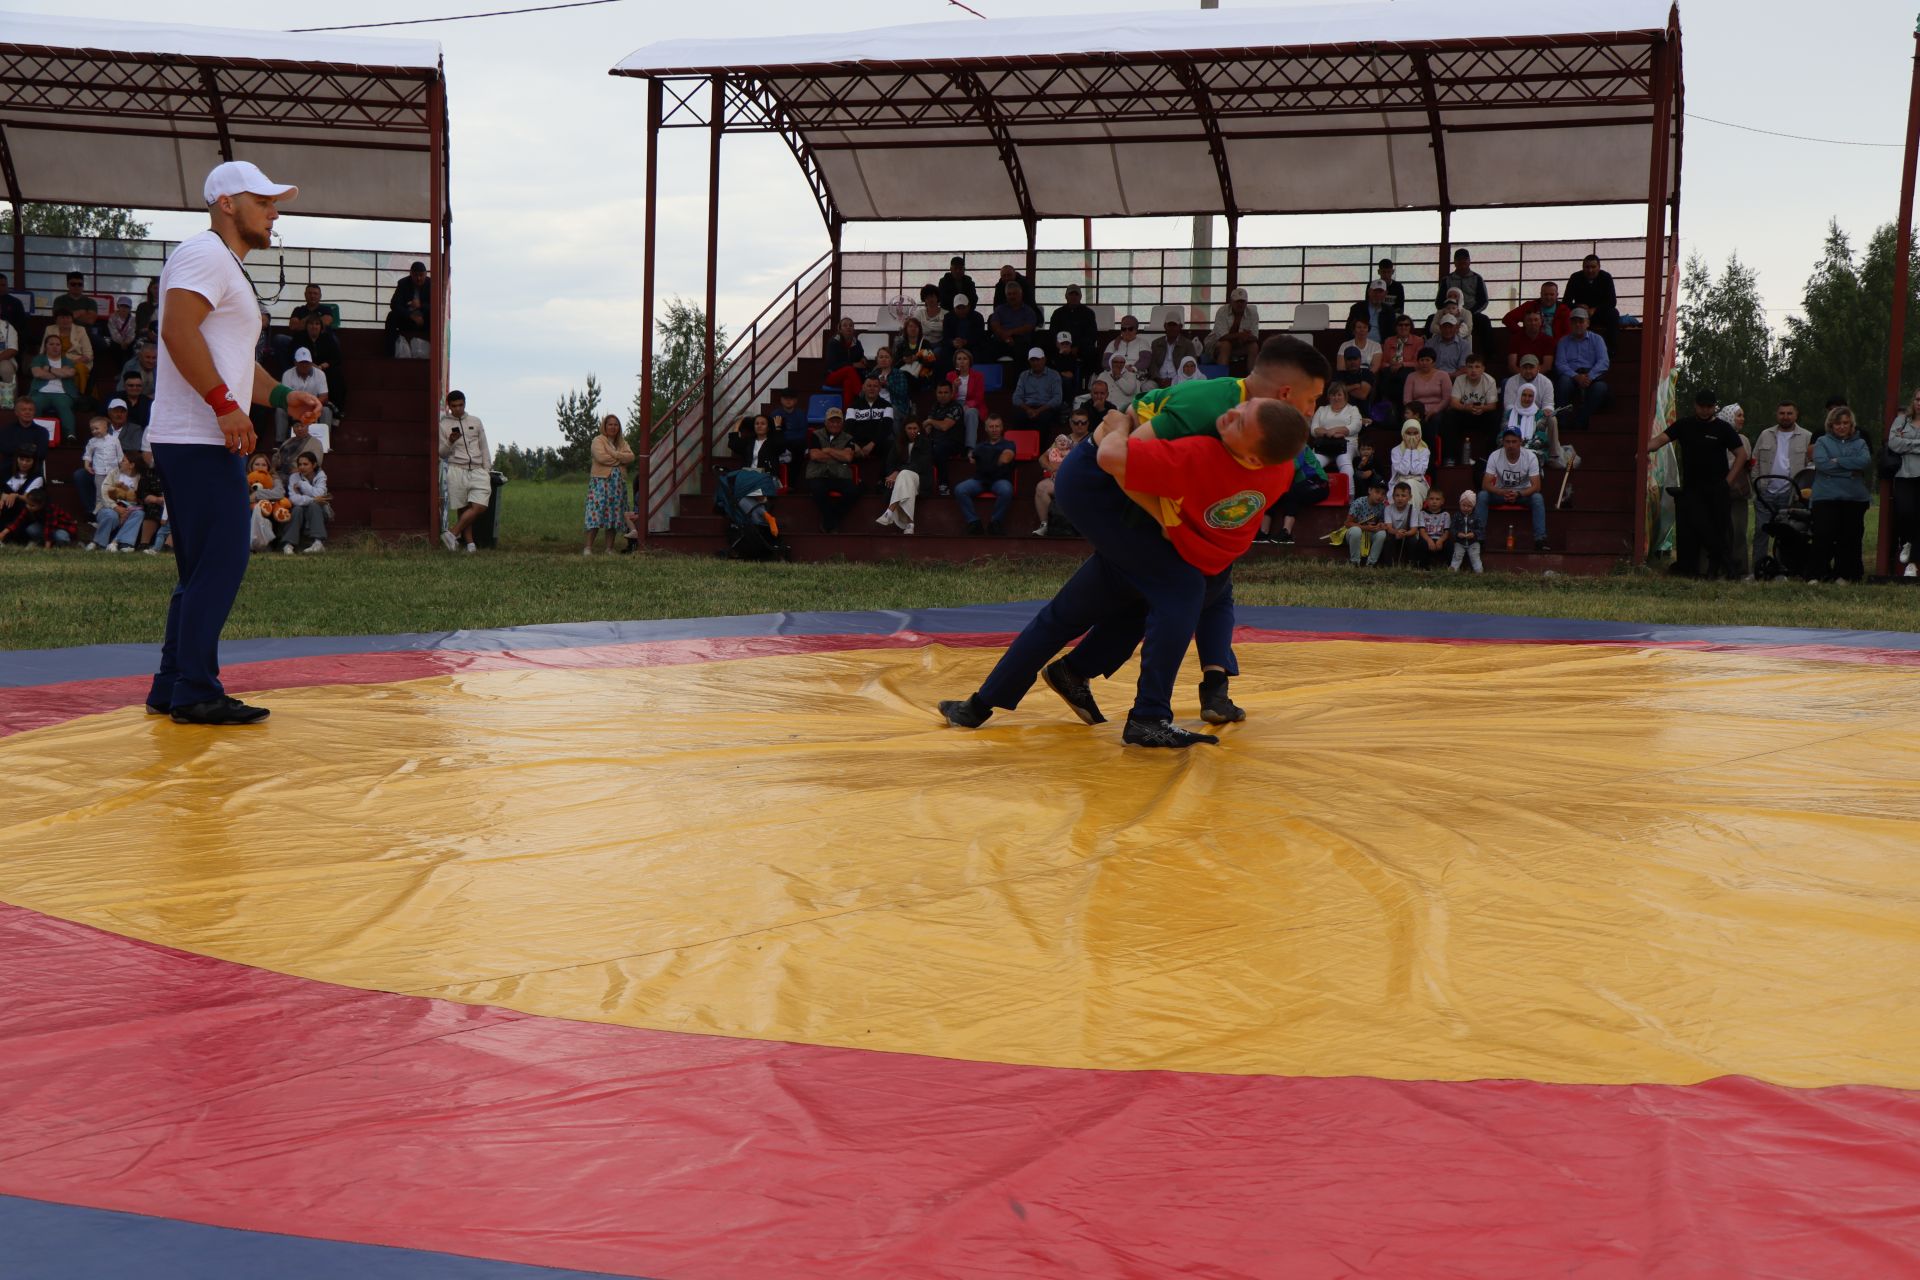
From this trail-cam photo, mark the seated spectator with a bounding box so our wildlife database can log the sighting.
[1553,309,1611,428]
[947,348,988,442]
[279,347,332,440]
[1441,352,1500,464]
[133,278,159,343]
[247,451,289,553]
[1011,347,1063,431]
[73,413,122,514]
[1507,382,1568,479]
[1505,308,1558,378]
[990,263,1034,309]
[1207,287,1263,372]
[1344,476,1389,566]
[131,458,168,551]
[922,382,968,491]
[1075,376,1119,422]
[1145,315,1199,390]
[1333,345,1375,411]
[108,393,146,464]
[1347,281,1395,344]
[49,308,94,393]
[1450,490,1483,572]
[28,333,78,438]
[941,294,985,367]
[1264,443,1329,545]
[730,413,781,474]
[103,296,138,373]
[1173,355,1206,384]
[1410,487,1451,568]
[913,283,946,337]
[988,283,1039,362]
[894,317,937,389]
[0,270,26,338]
[1390,420,1432,511]
[1048,284,1100,376]
[1033,408,1092,535]
[1352,440,1388,499]
[1310,381,1362,476]
[119,343,158,396]
[1504,353,1556,415]
[0,482,76,547]
[1093,352,1139,404]
[3,395,49,475]
[1426,315,1470,374]
[1047,330,1083,402]
[298,312,346,411]
[289,283,341,336]
[1344,316,1382,373]
[1565,254,1620,340]
[876,418,934,535]
[1373,258,1408,314]
[387,260,432,358]
[278,452,330,553]
[89,454,147,551]
[1101,314,1151,377]
[0,451,42,524]
[1377,314,1424,408]
[844,375,894,464]
[768,388,807,452]
[52,272,93,319]
[1477,426,1550,551]
[824,316,867,375]
[1401,347,1452,425]
[1502,281,1572,340]
[954,414,1016,535]
[1428,289,1470,340]
[1439,248,1493,349]
[871,345,912,419]
[1380,480,1420,566]
[275,415,328,482]
[0,307,16,406]
[936,257,977,311]
[804,407,859,532]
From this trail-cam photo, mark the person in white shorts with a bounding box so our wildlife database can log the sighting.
[438,389,492,551]
[146,160,322,726]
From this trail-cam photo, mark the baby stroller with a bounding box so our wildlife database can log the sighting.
[1753,468,1815,581]
[713,468,789,561]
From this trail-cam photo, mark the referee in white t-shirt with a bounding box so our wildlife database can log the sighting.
[147,161,322,725]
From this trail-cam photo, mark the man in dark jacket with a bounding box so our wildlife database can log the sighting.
[1439,248,1493,354]
[1565,254,1620,342]
[1049,284,1101,377]
[936,257,978,312]
[387,260,431,356]
[1345,281,1397,345]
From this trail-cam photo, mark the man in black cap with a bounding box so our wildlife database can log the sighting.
[1648,388,1750,578]
[386,259,432,358]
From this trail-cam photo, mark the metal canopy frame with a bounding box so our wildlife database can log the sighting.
[0,27,454,532]
[613,6,1682,561]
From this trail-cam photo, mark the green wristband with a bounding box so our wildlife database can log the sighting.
[268,383,292,411]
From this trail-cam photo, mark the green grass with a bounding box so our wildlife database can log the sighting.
[3,481,1914,653]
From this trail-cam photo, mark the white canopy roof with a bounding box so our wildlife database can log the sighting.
[0,12,444,221]
[616,0,1681,223]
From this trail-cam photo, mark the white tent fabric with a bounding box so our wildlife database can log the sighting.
[0,12,442,220]
[616,0,1679,222]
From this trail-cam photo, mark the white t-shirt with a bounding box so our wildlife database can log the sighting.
[1503,373,1555,415]
[1484,447,1542,493]
[148,231,260,446]
[281,365,329,398]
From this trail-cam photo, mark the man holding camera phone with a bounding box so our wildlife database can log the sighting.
[438,389,492,551]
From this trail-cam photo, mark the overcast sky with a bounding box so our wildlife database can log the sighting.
[15,0,1915,446]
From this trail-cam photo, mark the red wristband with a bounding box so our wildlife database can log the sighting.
[203,383,242,417]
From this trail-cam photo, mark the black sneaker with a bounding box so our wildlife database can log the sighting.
[1272,528,1296,545]
[1199,684,1246,725]
[1042,660,1106,724]
[1122,718,1219,748]
[1533,538,1551,552]
[170,696,270,726]
[965,521,983,536]
[988,520,1006,536]
[939,697,991,728]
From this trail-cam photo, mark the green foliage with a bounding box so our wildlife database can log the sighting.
[1674,252,1780,433]
[0,203,151,240]
[1780,220,1920,438]
[628,297,731,449]
[553,373,604,469]
[493,442,568,481]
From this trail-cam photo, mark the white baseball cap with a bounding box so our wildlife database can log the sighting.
[107,398,128,410]
[204,160,298,206]
[294,347,313,362]
[1027,346,1046,360]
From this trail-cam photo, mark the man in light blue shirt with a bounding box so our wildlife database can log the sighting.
[1552,308,1611,429]
[1011,347,1064,432]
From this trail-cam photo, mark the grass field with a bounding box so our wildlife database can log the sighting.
[3,479,1914,653]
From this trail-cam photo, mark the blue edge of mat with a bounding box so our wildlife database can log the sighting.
[6,602,1920,690]
[6,601,1918,1274]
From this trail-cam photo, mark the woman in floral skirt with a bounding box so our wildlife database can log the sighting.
[583,414,635,556]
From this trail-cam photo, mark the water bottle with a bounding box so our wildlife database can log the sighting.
[1505,522,1515,550]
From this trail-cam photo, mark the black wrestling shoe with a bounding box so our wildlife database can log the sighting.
[170,696,270,726]
[1122,718,1219,748]
[144,701,169,715]
[1042,660,1105,725]
[1272,529,1296,545]
[939,696,991,728]
[1199,684,1246,725]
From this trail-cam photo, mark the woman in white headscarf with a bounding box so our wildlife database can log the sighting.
[1172,354,1207,384]
[1390,418,1431,510]
[1428,288,1468,338]
[1717,402,1751,575]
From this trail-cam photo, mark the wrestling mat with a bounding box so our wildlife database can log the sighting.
[3,604,1918,1278]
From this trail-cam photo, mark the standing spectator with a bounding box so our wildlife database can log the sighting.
[1553,309,1610,429]
[844,375,894,465]
[1477,426,1550,552]
[1426,315,1470,373]
[990,263,1034,309]
[1310,380,1362,477]
[1377,313,1423,409]
[1645,388,1747,578]
[1885,389,1920,577]
[1389,420,1431,511]
[913,283,946,337]
[73,413,122,514]
[1401,347,1452,425]
[923,381,968,492]
[1346,281,1395,344]
[1373,258,1408,314]
[1806,404,1872,583]
[1439,248,1493,353]
[947,348,987,442]
[583,413,635,555]
[1410,487,1452,568]
[1011,347,1063,432]
[804,406,858,532]
[1565,254,1620,340]
[1101,314,1151,376]
[1033,409,1091,534]
[438,389,491,552]
[940,294,985,367]
[955,414,1015,534]
[1718,403,1753,578]
[876,417,934,535]
[277,347,331,440]
[1450,491,1483,573]
[28,333,78,439]
[387,260,432,358]
[894,316,937,390]
[278,452,330,553]
[1207,287,1263,372]
[1099,352,1143,404]
[1748,400,1813,574]
[1144,314,1199,390]
[1441,352,1500,465]
[1344,477,1389,566]
[988,283,1039,363]
[824,316,867,376]
[274,415,327,481]
[297,312,346,412]
[1504,308,1559,377]
[1502,281,1572,340]
[1049,284,1101,376]
[936,257,977,311]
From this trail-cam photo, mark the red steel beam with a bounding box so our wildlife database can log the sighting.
[1411,52,1453,286]
[0,121,23,285]
[426,72,447,537]
[1880,21,1920,578]
[702,72,722,474]
[639,77,662,453]
[1632,30,1675,566]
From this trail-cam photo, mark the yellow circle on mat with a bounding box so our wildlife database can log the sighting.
[4,639,1918,1089]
